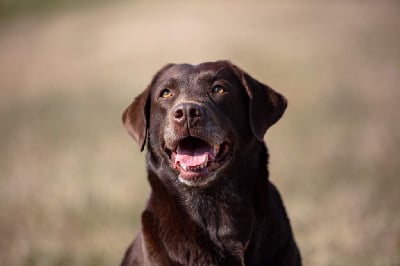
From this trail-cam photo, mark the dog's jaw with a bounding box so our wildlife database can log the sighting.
[178,172,218,187]
[164,136,232,187]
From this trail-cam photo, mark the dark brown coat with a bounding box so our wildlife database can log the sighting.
[121,61,301,266]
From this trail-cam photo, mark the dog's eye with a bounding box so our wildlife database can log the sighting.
[212,85,225,94]
[160,89,172,98]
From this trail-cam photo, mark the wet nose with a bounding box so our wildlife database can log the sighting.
[173,102,204,126]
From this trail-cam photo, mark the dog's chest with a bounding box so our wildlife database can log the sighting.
[169,198,251,265]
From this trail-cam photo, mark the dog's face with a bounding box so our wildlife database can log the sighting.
[123,61,287,187]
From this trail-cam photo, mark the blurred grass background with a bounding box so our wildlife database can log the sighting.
[1,1,399,265]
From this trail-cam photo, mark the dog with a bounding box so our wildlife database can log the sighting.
[121,60,301,265]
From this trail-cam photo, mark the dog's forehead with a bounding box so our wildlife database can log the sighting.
[159,62,234,85]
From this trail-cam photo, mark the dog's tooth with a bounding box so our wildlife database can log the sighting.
[182,161,210,172]
[214,146,219,157]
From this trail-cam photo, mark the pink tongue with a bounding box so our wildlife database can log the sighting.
[175,146,210,167]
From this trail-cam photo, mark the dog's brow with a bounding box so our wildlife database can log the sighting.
[164,78,179,87]
[197,66,227,82]
[215,66,226,74]
[197,72,217,83]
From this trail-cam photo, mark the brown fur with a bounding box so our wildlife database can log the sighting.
[121,61,301,265]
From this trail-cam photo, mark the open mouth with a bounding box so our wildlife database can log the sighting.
[166,137,231,183]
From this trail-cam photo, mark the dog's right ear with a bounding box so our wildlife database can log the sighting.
[122,64,174,151]
[122,88,150,152]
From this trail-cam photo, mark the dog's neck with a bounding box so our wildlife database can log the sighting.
[143,141,270,265]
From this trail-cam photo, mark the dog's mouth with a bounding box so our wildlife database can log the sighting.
[165,137,231,185]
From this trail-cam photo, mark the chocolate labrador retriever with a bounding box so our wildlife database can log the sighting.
[121,61,301,265]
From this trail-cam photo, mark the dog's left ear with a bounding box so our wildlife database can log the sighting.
[231,63,287,141]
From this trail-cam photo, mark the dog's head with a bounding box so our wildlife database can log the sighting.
[123,61,287,187]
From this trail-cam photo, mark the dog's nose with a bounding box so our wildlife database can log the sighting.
[173,102,204,126]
